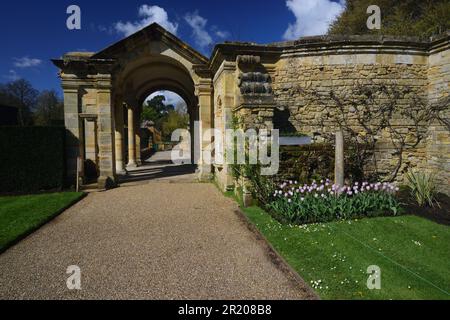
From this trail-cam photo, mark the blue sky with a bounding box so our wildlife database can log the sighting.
[0,0,345,94]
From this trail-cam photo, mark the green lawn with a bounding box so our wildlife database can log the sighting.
[242,204,450,300]
[0,192,84,252]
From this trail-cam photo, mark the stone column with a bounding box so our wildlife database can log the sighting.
[126,105,137,169]
[114,103,125,175]
[62,87,84,185]
[135,109,142,166]
[222,62,237,191]
[196,79,213,181]
[96,82,116,189]
[335,130,345,187]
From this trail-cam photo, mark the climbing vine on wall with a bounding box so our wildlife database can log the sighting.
[296,81,450,182]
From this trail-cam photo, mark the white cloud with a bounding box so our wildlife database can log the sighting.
[13,57,42,68]
[283,0,345,40]
[3,70,19,81]
[184,11,213,49]
[215,30,230,39]
[115,5,178,37]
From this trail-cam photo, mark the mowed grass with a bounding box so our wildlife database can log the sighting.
[243,205,450,300]
[0,192,84,252]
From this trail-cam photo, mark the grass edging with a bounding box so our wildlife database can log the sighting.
[0,192,87,255]
[233,207,320,300]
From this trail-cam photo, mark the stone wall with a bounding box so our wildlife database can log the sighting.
[272,53,431,184]
[267,39,448,193]
[211,34,450,194]
[426,39,450,194]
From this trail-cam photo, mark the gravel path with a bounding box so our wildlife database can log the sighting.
[0,156,316,300]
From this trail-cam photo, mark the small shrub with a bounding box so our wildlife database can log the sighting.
[243,164,277,206]
[405,171,438,207]
[267,179,401,225]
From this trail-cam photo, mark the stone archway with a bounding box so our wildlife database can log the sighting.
[52,23,213,189]
[111,54,199,174]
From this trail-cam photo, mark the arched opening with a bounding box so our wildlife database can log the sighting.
[112,54,199,183]
[54,23,213,189]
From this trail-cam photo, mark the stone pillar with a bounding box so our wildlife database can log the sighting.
[196,79,213,181]
[335,130,345,187]
[126,105,137,169]
[96,82,116,189]
[135,109,142,166]
[114,103,125,175]
[222,62,237,191]
[62,87,84,185]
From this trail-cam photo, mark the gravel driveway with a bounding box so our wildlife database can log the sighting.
[0,157,316,299]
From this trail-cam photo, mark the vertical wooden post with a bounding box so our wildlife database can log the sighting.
[335,130,345,187]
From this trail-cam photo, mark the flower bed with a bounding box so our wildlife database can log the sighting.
[267,179,401,224]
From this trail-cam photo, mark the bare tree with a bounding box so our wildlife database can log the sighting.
[5,79,38,126]
[34,90,64,126]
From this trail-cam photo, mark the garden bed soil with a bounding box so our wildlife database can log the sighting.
[398,191,450,226]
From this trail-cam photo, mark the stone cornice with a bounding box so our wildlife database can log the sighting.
[52,57,116,77]
[209,31,450,73]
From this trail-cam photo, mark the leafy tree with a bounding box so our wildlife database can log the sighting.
[141,95,175,130]
[1,79,38,126]
[34,90,64,126]
[328,0,450,38]
[161,110,189,141]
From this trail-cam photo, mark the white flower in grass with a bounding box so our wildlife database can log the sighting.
[412,240,422,246]
[300,197,305,201]
[288,199,292,203]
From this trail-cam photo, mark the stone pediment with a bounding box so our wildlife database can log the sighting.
[92,23,208,66]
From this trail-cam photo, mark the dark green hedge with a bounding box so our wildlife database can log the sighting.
[279,142,374,183]
[279,144,335,182]
[0,127,65,193]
